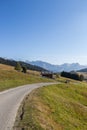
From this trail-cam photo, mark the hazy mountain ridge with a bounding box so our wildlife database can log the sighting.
[27,60,87,72]
[0,57,87,72]
[0,57,47,72]
[78,68,87,72]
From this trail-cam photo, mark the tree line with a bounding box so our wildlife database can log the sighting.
[61,71,84,81]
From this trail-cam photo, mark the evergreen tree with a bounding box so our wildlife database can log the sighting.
[22,66,27,73]
[15,62,22,72]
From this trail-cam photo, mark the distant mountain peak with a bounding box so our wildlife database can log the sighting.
[26,60,87,72]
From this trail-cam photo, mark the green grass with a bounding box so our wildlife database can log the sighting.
[14,82,87,130]
[0,69,54,91]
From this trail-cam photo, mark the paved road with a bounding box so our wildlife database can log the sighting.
[0,82,57,130]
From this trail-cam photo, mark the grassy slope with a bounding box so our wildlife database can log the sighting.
[14,81,87,130]
[0,64,53,91]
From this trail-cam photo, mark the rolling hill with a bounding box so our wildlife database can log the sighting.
[0,57,47,72]
[14,80,87,130]
[78,68,87,72]
[0,64,53,91]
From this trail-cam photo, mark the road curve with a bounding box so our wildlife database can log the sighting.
[0,82,57,130]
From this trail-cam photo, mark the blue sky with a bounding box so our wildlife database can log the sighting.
[0,0,87,65]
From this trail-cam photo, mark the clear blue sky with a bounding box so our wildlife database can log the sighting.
[0,0,87,65]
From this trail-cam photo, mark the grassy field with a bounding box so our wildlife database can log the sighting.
[0,64,54,91]
[78,72,87,80]
[14,81,87,130]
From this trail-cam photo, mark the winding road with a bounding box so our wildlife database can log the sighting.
[0,82,57,130]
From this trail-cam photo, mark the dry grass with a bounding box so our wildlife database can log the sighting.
[78,72,87,80]
[0,64,54,91]
[27,70,40,76]
[0,64,14,70]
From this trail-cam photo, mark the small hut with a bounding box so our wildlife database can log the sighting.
[41,72,53,79]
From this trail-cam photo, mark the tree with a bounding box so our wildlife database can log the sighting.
[15,62,22,72]
[22,66,27,73]
[79,74,84,81]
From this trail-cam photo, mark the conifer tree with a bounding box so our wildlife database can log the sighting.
[15,62,22,72]
[22,66,27,73]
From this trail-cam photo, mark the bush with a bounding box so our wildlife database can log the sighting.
[79,74,84,81]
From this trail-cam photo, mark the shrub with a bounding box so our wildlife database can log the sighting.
[79,74,84,81]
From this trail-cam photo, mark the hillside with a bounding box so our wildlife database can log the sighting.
[78,68,87,72]
[0,64,53,91]
[28,60,87,72]
[14,80,87,130]
[0,57,47,72]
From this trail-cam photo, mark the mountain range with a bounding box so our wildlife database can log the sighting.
[27,60,87,72]
[0,57,47,72]
[0,57,87,72]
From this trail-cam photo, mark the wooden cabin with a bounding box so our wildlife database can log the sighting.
[41,72,53,79]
